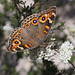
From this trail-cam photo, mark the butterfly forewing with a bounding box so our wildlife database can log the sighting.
[37,6,56,41]
[21,14,39,33]
[21,13,44,45]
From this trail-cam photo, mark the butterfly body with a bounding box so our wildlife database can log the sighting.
[7,6,56,52]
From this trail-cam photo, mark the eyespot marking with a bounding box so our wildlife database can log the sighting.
[39,15,47,23]
[24,23,30,29]
[13,39,21,45]
[18,29,23,34]
[48,10,56,18]
[48,12,52,17]
[31,18,38,25]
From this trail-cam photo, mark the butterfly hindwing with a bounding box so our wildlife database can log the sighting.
[37,6,56,41]
[7,27,39,52]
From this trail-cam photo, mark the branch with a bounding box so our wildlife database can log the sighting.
[13,0,21,16]
[68,60,75,69]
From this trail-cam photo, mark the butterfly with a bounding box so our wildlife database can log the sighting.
[7,6,56,52]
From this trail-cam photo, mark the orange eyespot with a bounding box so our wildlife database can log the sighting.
[24,23,30,29]
[12,39,21,45]
[14,34,22,39]
[39,15,47,23]
[18,29,23,34]
[31,18,38,25]
[48,12,52,17]
[12,46,17,51]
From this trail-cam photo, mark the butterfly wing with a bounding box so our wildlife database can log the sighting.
[21,14,44,45]
[7,7,56,52]
[37,6,56,41]
[21,14,39,34]
[7,27,39,52]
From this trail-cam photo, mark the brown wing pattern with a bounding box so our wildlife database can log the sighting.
[37,6,56,41]
[7,6,56,52]
[7,27,38,52]
[21,14,39,34]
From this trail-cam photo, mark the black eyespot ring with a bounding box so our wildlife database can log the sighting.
[39,15,47,23]
[31,18,38,25]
